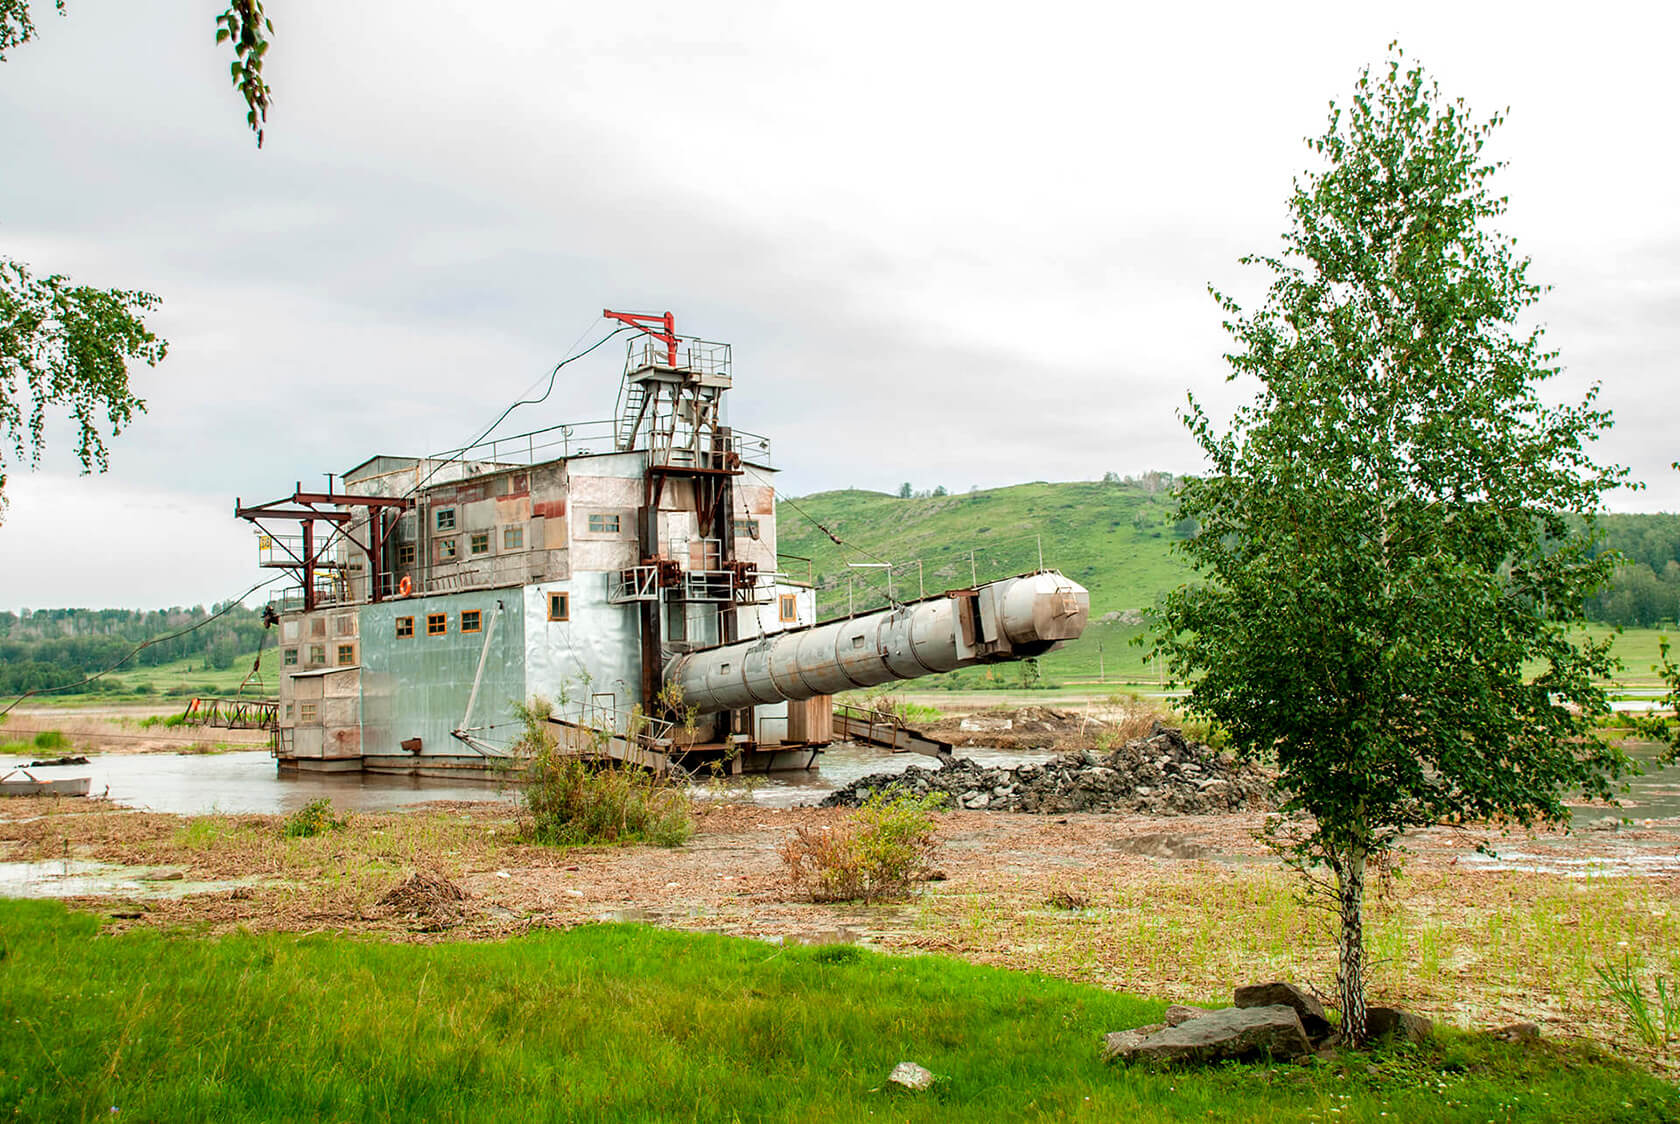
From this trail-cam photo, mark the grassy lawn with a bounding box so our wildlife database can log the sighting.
[0,900,1673,1123]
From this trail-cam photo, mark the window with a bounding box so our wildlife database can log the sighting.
[436,537,458,561]
[779,593,798,623]
[587,513,620,535]
[395,616,414,639]
[337,644,355,665]
[398,542,416,566]
[503,526,524,550]
[461,610,482,633]
[335,616,354,636]
[427,613,447,636]
[470,531,490,555]
[309,644,326,664]
[436,507,456,532]
[283,647,298,666]
[548,592,569,621]
[299,702,318,723]
[283,703,293,720]
[734,518,760,541]
[310,618,326,638]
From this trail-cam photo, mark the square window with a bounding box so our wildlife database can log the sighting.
[587,513,620,535]
[395,616,414,639]
[427,613,447,636]
[734,518,760,541]
[309,644,326,664]
[283,647,298,666]
[470,531,490,555]
[503,526,524,551]
[335,615,354,636]
[397,542,416,566]
[310,618,326,638]
[548,592,569,621]
[779,594,798,623]
[436,507,456,532]
[337,643,355,665]
[461,610,482,633]
[299,702,318,723]
[436,537,458,562]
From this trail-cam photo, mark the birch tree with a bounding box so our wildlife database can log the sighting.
[1155,47,1627,1043]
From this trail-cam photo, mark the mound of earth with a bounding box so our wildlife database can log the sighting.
[821,721,1275,816]
[918,704,1115,751]
[379,871,469,923]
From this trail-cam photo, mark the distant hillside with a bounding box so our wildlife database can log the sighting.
[775,479,1680,690]
[775,477,1192,687]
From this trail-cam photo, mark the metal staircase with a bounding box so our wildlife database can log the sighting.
[615,377,648,452]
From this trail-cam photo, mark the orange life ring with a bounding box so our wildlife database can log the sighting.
[397,575,413,597]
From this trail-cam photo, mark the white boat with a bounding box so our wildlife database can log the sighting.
[0,769,92,797]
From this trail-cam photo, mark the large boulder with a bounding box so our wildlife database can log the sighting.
[1106,1005,1313,1065]
[1102,1023,1167,1062]
[1234,982,1332,1042]
[1164,1004,1208,1027]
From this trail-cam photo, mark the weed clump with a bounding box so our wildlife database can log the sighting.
[283,798,345,838]
[32,730,69,750]
[512,700,693,847]
[781,790,944,903]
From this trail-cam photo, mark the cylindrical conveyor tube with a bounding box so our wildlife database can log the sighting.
[664,571,1090,714]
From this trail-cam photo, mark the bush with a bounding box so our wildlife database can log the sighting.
[512,700,693,848]
[781,790,944,903]
[283,798,345,838]
[32,730,68,750]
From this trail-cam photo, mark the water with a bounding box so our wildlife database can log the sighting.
[0,744,1053,816]
[0,859,260,899]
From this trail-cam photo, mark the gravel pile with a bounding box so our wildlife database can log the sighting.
[821,721,1274,815]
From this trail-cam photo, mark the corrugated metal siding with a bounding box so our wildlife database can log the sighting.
[523,574,640,731]
[359,590,527,757]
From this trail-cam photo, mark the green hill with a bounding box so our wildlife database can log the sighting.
[775,478,1190,688]
[775,480,1680,692]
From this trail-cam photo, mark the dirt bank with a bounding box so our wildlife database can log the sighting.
[2,706,272,755]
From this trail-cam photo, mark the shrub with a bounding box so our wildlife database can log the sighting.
[283,798,345,838]
[781,790,944,903]
[32,730,68,750]
[512,699,693,848]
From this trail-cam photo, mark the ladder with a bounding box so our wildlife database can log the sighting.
[615,377,647,451]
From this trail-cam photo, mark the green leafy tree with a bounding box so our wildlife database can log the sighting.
[0,1,272,515]
[1154,47,1627,1043]
[897,481,912,499]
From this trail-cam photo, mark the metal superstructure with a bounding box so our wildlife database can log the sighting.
[235,312,1090,775]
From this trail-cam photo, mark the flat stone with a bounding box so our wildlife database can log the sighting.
[1111,1006,1313,1065]
[1365,1007,1432,1042]
[1102,1023,1166,1061]
[887,1061,935,1091]
[1164,1004,1208,1027]
[1234,982,1332,1041]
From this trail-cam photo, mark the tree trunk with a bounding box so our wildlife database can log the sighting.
[1337,844,1369,1044]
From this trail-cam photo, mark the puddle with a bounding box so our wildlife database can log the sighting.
[0,859,263,899]
[1456,849,1680,878]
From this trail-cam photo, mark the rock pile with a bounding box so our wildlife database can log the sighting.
[1104,981,1432,1065]
[821,722,1274,816]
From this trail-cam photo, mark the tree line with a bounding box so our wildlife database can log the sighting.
[0,604,269,695]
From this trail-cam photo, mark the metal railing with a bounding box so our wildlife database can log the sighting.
[625,336,732,379]
[429,418,618,469]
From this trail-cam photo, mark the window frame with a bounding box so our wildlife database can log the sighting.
[461,609,482,634]
[436,537,459,562]
[435,507,456,532]
[395,616,414,639]
[298,702,318,723]
[586,512,621,535]
[547,592,570,622]
[336,643,356,666]
[503,526,524,551]
[397,542,417,566]
[308,643,326,664]
[283,647,298,666]
[427,613,448,637]
[469,531,490,556]
[779,593,798,623]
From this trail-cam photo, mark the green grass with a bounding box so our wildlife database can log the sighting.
[0,902,1673,1122]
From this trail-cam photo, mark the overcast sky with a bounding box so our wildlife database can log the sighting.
[1,0,1676,609]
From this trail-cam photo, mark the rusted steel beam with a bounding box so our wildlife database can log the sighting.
[290,491,413,509]
[236,504,352,523]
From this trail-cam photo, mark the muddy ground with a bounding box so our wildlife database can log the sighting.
[3,792,1677,1071]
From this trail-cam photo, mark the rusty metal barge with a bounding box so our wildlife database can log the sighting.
[236,312,1090,775]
